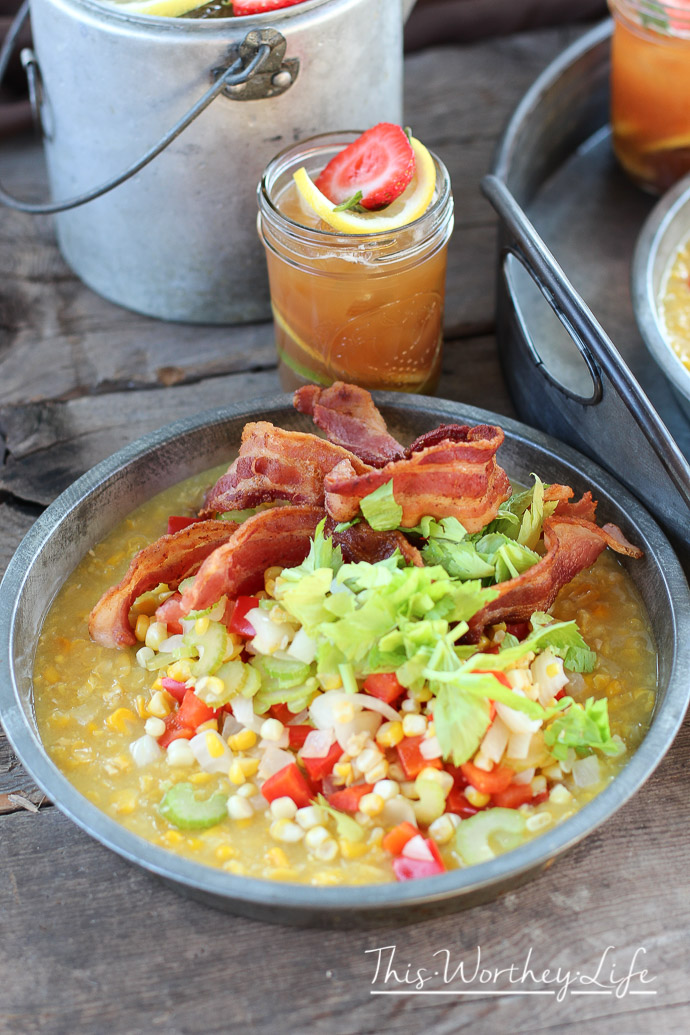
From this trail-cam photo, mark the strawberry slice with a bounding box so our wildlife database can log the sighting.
[315,123,416,211]
[233,0,308,14]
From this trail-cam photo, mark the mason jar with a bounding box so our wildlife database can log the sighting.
[257,132,454,393]
[609,1,690,193]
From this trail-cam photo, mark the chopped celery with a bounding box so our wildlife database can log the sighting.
[413,777,447,826]
[183,621,228,678]
[454,808,527,865]
[338,662,359,695]
[159,782,228,830]
[316,794,365,842]
[253,655,310,687]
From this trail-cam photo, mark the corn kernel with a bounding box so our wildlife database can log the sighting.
[134,614,150,642]
[236,782,258,799]
[359,793,384,817]
[270,819,304,843]
[189,771,212,784]
[270,796,298,820]
[168,660,192,683]
[472,753,493,772]
[549,783,572,805]
[428,813,460,845]
[145,621,168,651]
[228,760,247,785]
[304,825,330,850]
[228,728,258,752]
[147,691,172,718]
[364,759,389,784]
[402,713,427,737]
[134,695,148,719]
[355,746,383,774]
[194,616,210,636]
[526,811,553,833]
[373,779,399,801]
[340,839,369,860]
[204,731,224,759]
[318,673,343,692]
[546,662,560,679]
[260,718,285,742]
[215,844,239,861]
[112,790,138,815]
[239,757,260,779]
[195,675,225,700]
[223,860,246,875]
[265,846,290,869]
[264,565,283,596]
[333,762,353,785]
[332,699,354,722]
[465,786,491,808]
[196,719,218,734]
[166,740,195,767]
[313,837,339,861]
[345,732,371,757]
[144,716,165,738]
[43,665,60,685]
[227,796,254,820]
[295,805,327,830]
[401,697,421,714]
[106,707,138,733]
[418,767,453,795]
[376,721,404,748]
[165,829,185,846]
[410,685,433,703]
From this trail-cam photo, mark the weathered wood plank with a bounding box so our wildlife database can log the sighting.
[0,28,586,407]
[0,721,687,1035]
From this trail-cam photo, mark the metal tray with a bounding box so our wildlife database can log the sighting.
[489,20,690,549]
[0,393,688,927]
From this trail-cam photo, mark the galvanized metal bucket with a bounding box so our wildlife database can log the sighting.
[0,0,415,323]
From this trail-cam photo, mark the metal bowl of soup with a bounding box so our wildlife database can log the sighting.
[632,172,690,421]
[0,393,688,927]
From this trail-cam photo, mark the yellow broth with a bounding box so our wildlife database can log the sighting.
[659,239,690,373]
[33,469,657,885]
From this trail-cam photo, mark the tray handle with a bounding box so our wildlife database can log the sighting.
[481,174,690,538]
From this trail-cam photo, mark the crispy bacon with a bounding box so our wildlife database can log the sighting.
[181,505,325,613]
[324,517,423,567]
[467,514,643,633]
[324,425,512,531]
[200,422,370,516]
[294,382,405,467]
[88,520,237,649]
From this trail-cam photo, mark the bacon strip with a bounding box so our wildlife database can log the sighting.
[200,422,371,516]
[89,520,238,649]
[467,514,643,633]
[181,505,325,613]
[294,382,405,468]
[324,425,512,531]
[324,517,423,567]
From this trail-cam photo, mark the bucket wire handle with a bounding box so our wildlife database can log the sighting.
[0,0,272,215]
[481,173,690,511]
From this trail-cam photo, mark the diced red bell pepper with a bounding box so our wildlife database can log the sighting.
[167,515,201,535]
[445,764,470,789]
[158,713,195,749]
[381,821,419,856]
[327,783,374,814]
[445,785,479,819]
[532,791,549,806]
[301,741,343,783]
[491,783,534,809]
[268,702,295,725]
[228,596,260,637]
[177,689,217,730]
[460,760,515,795]
[160,677,188,704]
[363,672,405,705]
[505,621,531,641]
[554,688,567,701]
[471,667,512,690]
[287,724,313,749]
[396,736,443,779]
[261,763,314,809]
[393,853,445,882]
[155,592,185,635]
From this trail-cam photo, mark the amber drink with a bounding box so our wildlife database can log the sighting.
[257,133,453,392]
[609,1,690,193]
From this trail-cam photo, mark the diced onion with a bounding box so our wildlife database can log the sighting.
[402,834,433,861]
[572,755,600,788]
[189,730,232,773]
[531,650,569,706]
[301,728,335,759]
[221,713,243,738]
[480,716,509,764]
[348,693,400,723]
[231,696,264,733]
[495,700,542,735]
[507,730,533,759]
[246,608,294,655]
[512,767,535,785]
[259,745,295,779]
[260,730,289,750]
[208,597,227,623]
[286,627,317,665]
[334,711,380,752]
[419,735,443,760]
[381,797,417,827]
[158,633,184,653]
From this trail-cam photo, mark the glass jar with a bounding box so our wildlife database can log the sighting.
[609,1,690,193]
[257,132,454,393]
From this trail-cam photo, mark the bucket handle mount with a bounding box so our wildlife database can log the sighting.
[0,1,295,215]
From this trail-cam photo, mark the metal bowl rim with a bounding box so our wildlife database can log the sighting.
[1,390,688,916]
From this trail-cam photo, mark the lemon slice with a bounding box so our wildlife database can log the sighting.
[293,137,437,234]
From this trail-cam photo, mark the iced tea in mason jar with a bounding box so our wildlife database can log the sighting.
[257,129,453,393]
[609,1,690,193]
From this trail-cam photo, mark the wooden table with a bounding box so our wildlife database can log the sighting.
[1,24,688,1034]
